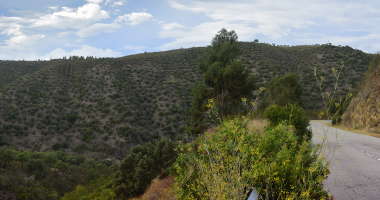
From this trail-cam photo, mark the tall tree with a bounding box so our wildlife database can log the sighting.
[0,146,14,169]
[16,150,31,168]
[189,28,257,134]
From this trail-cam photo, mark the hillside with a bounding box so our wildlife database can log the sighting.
[0,59,73,88]
[0,42,373,161]
[342,53,380,132]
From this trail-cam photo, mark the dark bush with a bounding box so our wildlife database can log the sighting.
[332,116,342,125]
[52,142,61,151]
[113,138,178,199]
[27,158,45,172]
[264,103,312,143]
[258,73,303,112]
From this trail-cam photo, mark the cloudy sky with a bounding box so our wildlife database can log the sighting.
[0,0,379,60]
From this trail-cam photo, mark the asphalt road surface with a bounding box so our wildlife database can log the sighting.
[310,120,380,200]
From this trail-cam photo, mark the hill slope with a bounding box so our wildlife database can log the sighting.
[0,42,373,160]
[342,54,380,131]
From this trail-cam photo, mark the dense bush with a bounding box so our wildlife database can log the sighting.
[0,146,14,169]
[113,138,178,199]
[332,116,342,125]
[264,103,312,143]
[0,147,117,199]
[258,73,303,111]
[170,117,331,200]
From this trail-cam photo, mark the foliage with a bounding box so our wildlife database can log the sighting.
[0,148,117,199]
[0,39,373,199]
[113,138,178,199]
[27,158,46,174]
[63,175,115,200]
[170,117,331,200]
[264,104,312,143]
[258,73,303,111]
[15,150,31,168]
[359,52,380,88]
[0,146,14,169]
[189,28,257,134]
[327,90,357,117]
[331,116,342,125]
[0,41,372,158]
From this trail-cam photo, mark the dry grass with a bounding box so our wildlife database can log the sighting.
[247,118,269,137]
[128,176,176,200]
[205,118,268,138]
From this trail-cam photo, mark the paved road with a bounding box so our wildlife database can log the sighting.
[310,120,380,200]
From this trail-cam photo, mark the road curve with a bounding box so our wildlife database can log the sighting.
[310,120,380,200]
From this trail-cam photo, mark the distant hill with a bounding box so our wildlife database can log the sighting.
[0,59,72,88]
[0,42,373,160]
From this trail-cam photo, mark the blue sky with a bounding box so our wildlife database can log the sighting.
[0,0,379,60]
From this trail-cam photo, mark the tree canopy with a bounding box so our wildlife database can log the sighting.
[113,138,177,199]
[258,73,303,111]
[189,28,257,134]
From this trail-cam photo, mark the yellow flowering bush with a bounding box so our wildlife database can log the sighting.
[170,117,331,200]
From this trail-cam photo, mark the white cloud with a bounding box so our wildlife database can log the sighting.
[296,33,380,54]
[115,12,153,26]
[32,3,110,29]
[87,0,103,4]
[158,21,257,50]
[168,0,207,13]
[160,0,380,53]
[162,22,185,30]
[1,34,45,51]
[0,44,123,61]
[49,6,59,10]
[1,25,23,36]
[113,2,124,6]
[76,23,121,38]
[46,44,123,59]
[0,16,26,30]
[64,43,81,47]
[23,45,122,60]
[58,31,75,37]
[0,16,47,51]
[123,45,146,53]
[0,16,25,23]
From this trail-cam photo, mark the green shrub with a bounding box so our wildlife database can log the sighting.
[102,134,109,141]
[113,138,178,199]
[27,158,45,172]
[258,73,303,112]
[52,142,61,150]
[332,116,342,125]
[264,103,312,143]
[170,117,331,200]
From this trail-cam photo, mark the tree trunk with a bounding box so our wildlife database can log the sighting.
[221,89,225,122]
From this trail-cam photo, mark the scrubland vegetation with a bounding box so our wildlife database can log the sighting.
[0,28,376,199]
[342,53,380,132]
